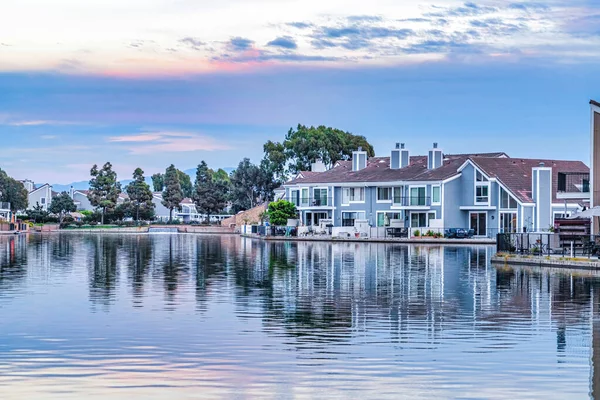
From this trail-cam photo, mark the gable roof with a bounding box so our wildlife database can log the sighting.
[591,99,600,108]
[469,157,589,203]
[29,183,51,194]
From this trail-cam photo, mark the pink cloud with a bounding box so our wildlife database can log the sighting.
[108,131,232,154]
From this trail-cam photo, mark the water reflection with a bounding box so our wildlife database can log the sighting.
[0,233,599,398]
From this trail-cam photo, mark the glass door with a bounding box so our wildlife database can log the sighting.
[500,212,517,233]
[470,212,487,236]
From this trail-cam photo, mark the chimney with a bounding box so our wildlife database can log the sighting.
[352,147,367,172]
[391,143,410,169]
[532,163,552,232]
[70,186,75,199]
[391,143,401,169]
[428,142,443,170]
[311,158,326,172]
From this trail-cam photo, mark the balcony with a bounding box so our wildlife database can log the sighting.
[290,196,332,208]
[557,172,590,200]
[392,196,431,208]
[0,202,10,211]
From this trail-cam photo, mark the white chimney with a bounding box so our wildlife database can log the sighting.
[391,143,401,169]
[70,186,75,199]
[391,143,410,169]
[400,143,410,168]
[311,159,326,172]
[428,142,443,170]
[352,147,368,172]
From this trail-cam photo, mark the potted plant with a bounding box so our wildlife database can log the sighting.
[413,229,420,238]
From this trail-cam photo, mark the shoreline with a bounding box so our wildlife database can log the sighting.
[240,233,495,245]
[492,253,600,270]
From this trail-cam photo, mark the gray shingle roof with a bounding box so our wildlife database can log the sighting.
[285,153,501,185]
[469,157,589,203]
[285,152,589,205]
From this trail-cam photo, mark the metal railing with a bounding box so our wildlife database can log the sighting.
[289,196,333,207]
[497,233,600,258]
[392,196,431,207]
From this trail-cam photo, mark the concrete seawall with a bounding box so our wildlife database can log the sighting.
[492,253,600,270]
[241,233,495,245]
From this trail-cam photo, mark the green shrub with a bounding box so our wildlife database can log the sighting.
[267,200,297,226]
[414,229,420,237]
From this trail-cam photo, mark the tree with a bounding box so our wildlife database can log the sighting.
[193,161,228,223]
[48,192,77,225]
[161,164,183,222]
[213,168,230,183]
[267,200,297,226]
[264,124,375,175]
[88,162,121,225]
[0,170,28,212]
[177,169,193,198]
[262,140,287,181]
[25,202,50,223]
[127,168,155,222]
[151,173,164,192]
[229,158,263,212]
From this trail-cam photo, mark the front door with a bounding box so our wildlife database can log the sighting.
[470,212,487,236]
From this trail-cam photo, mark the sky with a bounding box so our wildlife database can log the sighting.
[1,0,599,184]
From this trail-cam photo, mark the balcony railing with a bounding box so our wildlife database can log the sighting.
[557,172,590,193]
[392,196,431,207]
[289,196,332,207]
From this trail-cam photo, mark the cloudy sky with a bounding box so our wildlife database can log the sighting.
[1,0,599,183]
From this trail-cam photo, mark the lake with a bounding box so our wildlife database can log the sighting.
[0,233,598,399]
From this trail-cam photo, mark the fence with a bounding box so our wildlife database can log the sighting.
[497,232,600,258]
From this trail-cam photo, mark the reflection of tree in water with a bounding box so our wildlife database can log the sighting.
[124,235,154,304]
[51,233,74,260]
[87,235,121,309]
[156,235,190,308]
[195,236,232,309]
[0,236,28,292]
[245,241,354,344]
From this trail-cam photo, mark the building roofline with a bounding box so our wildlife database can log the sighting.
[591,99,600,108]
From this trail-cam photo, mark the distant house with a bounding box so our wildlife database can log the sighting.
[71,189,92,211]
[27,184,55,211]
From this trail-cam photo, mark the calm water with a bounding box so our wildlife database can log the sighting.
[1,233,599,399]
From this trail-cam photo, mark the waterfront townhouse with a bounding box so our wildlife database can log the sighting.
[283,143,589,236]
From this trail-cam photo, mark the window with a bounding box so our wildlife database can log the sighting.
[342,187,365,203]
[377,187,392,201]
[40,197,46,205]
[409,187,426,206]
[393,187,402,204]
[475,186,489,203]
[301,188,309,206]
[342,211,364,227]
[475,170,489,204]
[499,188,517,209]
[500,212,517,233]
[313,188,328,206]
[432,186,441,204]
[290,190,299,206]
[377,212,402,227]
[410,212,435,228]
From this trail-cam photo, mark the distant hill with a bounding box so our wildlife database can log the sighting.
[50,167,235,192]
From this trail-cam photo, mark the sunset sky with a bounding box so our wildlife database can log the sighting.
[1,0,599,183]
